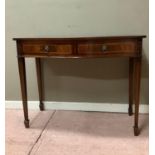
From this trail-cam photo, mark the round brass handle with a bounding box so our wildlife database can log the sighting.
[44,45,49,52]
[102,45,107,51]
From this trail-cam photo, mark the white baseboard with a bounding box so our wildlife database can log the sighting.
[5,101,149,114]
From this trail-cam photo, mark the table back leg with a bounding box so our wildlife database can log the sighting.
[129,57,134,116]
[36,58,44,111]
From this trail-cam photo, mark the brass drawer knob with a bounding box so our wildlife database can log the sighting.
[44,45,49,52]
[42,45,56,52]
[102,45,107,51]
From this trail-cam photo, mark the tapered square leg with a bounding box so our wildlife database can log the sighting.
[24,119,30,128]
[36,58,45,111]
[39,103,44,111]
[129,58,134,116]
[133,57,142,136]
[134,126,140,136]
[17,57,29,128]
[128,106,133,116]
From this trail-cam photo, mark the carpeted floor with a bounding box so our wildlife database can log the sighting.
[5,109,148,155]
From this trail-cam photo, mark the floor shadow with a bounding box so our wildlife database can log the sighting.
[30,110,149,138]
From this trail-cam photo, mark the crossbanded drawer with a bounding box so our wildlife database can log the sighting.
[78,41,136,56]
[21,43,72,56]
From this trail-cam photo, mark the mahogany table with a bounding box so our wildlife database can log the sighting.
[13,36,146,136]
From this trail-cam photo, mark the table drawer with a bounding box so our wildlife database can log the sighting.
[78,41,136,56]
[22,43,72,56]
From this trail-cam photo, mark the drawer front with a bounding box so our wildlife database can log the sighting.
[78,41,136,56]
[22,43,72,56]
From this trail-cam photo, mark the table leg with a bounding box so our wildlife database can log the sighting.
[17,57,29,128]
[36,58,44,111]
[128,58,134,116]
[133,57,142,136]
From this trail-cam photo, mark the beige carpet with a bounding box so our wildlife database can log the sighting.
[5,109,148,155]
